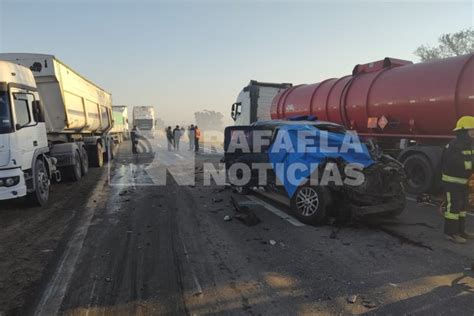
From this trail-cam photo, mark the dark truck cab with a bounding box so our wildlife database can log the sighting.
[224,120,406,225]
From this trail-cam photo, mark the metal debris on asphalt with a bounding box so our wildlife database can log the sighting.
[347,295,357,304]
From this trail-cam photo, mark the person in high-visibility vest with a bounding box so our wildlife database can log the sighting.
[194,126,201,153]
[442,116,474,244]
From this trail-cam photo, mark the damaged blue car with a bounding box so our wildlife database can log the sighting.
[224,120,406,225]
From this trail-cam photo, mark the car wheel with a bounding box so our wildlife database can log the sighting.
[290,185,329,225]
[27,159,50,206]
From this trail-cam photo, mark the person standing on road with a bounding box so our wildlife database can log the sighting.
[131,125,139,154]
[173,125,182,151]
[442,116,474,244]
[188,125,195,151]
[194,125,201,153]
[166,126,174,151]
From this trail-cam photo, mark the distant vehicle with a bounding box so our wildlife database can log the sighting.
[111,105,130,143]
[224,120,406,225]
[133,106,155,138]
[231,54,474,194]
[0,53,113,206]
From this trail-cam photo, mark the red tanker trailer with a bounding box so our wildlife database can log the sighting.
[231,54,474,193]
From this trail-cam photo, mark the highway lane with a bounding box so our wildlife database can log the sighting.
[1,135,473,315]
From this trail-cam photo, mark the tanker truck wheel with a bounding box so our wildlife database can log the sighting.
[403,154,434,194]
[89,142,104,168]
[27,159,50,206]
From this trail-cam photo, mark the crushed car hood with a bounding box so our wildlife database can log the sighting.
[268,124,375,198]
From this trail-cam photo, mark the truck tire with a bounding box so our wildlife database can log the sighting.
[81,146,89,176]
[89,142,104,168]
[27,159,50,206]
[290,185,330,225]
[403,154,434,194]
[67,150,82,182]
[104,142,114,162]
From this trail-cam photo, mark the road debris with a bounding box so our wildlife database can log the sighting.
[230,196,261,226]
[347,295,357,304]
[362,300,378,308]
[269,240,277,246]
[224,215,232,221]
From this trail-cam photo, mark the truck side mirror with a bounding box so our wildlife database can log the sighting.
[231,102,242,121]
[231,103,236,120]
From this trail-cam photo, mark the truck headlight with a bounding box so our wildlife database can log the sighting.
[0,176,20,187]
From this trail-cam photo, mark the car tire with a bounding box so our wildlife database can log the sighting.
[290,185,330,225]
[27,159,50,206]
[403,154,434,194]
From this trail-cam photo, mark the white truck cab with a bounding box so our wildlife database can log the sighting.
[0,61,55,204]
[0,53,113,206]
[231,80,292,125]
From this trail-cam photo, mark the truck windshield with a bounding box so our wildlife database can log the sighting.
[0,91,13,134]
[135,119,153,130]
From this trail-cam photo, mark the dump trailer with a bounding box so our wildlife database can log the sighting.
[111,105,130,143]
[231,54,474,194]
[0,53,113,206]
[133,106,155,139]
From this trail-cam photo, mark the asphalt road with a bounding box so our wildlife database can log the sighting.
[1,135,473,315]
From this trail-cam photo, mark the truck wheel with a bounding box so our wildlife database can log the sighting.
[403,154,434,194]
[104,142,114,162]
[68,150,82,181]
[89,143,104,168]
[27,159,50,206]
[81,146,89,176]
[290,185,329,225]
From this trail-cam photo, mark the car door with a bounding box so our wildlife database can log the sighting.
[224,125,275,187]
[10,89,42,170]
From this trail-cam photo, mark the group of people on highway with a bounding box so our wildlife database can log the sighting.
[166,124,201,153]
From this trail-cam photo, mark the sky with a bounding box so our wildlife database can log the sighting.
[0,0,472,125]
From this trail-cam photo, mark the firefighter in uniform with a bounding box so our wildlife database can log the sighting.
[442,116,474,244]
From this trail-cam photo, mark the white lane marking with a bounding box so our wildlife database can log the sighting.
[246,195,305,227]
[406,197,417,202]
[85,278,98,316]
[182,240,203,296]
[34,171,109,316]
